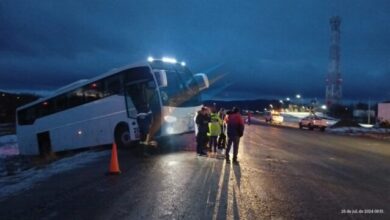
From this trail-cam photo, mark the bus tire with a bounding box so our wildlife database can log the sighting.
[115,123,131,148]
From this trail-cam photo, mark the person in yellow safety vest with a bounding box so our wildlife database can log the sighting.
[208,109,222,152]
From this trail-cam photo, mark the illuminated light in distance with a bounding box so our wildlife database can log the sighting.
[286,97,290,101]
[162,57,177,64]
[181,61,186,66]
[321,105,327,110]
[77,130,83,135]
[296,94,301,99]
[147,56,154,62]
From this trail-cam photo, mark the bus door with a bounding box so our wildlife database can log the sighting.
[125,79,161,140]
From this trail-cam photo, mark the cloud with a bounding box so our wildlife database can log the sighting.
[0,0,389,101]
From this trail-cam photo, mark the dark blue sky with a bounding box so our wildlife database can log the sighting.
[1,0,389,101]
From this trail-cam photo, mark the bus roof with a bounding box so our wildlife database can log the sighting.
[17,61,150,111]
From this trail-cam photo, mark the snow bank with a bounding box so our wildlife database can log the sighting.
[326,127,390,140]
[0,135,19,157]
[0,135,20,179]
[0,150,110,200]
[359,124,374,128]
[327,127,390,134]
[281,112,311,119]
[281,112,338,125]
[0,135,17,145]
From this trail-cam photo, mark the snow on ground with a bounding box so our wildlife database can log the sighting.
[0,134,17,145]
[280,112,338,126]
[0,133,111,200]
[0,150,110,200]
[281,112,312,119]
[255,113,389,138]
[0,135,19,157]
[0,135,19,180]
[327,127,390,134]
[358,124,374,128]
[327,127,390,140]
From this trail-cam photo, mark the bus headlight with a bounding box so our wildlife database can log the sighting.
[164,115,177,123]
[166,126,174,134]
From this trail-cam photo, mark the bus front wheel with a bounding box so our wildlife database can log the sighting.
[115,124,131,148]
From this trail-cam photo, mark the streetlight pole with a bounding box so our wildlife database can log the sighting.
[368,98,371,124]
[296,94,301,111]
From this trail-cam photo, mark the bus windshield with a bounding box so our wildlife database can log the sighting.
[150,61,201,107]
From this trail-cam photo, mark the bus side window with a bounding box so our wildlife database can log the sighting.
[18,106,37,125]
[84,82,103,103]
[104,75,121,96]
[55,94,68,112]
[68,89,85,108]
[39,99,55,117]
[125,84,139,118]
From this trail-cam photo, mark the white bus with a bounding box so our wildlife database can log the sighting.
[16,58,209,155]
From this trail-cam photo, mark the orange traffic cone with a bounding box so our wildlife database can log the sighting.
[108,142,121,175]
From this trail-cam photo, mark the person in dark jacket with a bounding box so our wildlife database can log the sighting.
[195,107,210,156]
[225,107,244,163]
[247,111,252,125]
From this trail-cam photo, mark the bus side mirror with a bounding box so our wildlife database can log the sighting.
[154,70,168,88]
[194,73,209,91]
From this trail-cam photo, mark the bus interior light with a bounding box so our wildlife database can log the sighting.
[181,61,186,66]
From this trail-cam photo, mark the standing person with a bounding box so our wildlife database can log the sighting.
[208,108,222,153]
[225,107,244,163]
[217,108,227,149]
[247,111,252,125]
[195,107,210,156]
[144,81,160,146]
[134,83,153,145]
[136,108,152,145]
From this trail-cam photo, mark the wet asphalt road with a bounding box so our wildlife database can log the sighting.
[0,122,389,220]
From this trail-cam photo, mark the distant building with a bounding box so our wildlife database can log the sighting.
[378,103,390,123]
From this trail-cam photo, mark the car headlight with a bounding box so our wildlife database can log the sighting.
[166,126,174,134]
